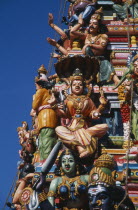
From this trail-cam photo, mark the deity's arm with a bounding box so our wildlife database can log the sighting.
[88,96,107,118]
[70,14,86,38]
[48,93,57,106]
[32,88,50,110]
[47,37,68,56]
[47,177,60,207]
[12,173,34,204]
[54,101,68,117]
[97,95,108,113]
[48,13,67,39]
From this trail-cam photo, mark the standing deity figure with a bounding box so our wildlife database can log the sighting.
[114,54,138,141]
[32,65,58,161]
[56,69,108,158]
[112,0,138,22]
[48,149,89,209]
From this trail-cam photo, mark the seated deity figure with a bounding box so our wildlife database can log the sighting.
[70,8,108,57]
[47,149,89,209]
[55,69,108,158]
[70,10,120,84]
[47,10,119,85]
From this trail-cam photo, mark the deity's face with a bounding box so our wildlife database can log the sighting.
[71,79,83,95]
[89,17,99,34]
[35,82,41,90]
[88,185,111,210]
[61,154,76,175]
[133,59,138,76]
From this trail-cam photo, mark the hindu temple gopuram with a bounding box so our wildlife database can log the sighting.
[6,0,138,209]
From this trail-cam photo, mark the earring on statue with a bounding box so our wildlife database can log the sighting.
[76,165,79,175]
[60,167,65,176]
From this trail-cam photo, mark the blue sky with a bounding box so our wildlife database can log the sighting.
[0,0,65,208]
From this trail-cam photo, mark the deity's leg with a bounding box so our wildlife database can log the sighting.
[55,126,80,147]
[56,126,99,158]
[86,124,108,138]
[12,179,27,203]
[82,5,96,21]
[85,46,95,56]
[69,14,79,23]
[39,128,57,160]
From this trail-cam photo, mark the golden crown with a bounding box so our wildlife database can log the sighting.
[70,68,83,82]
[37,64,48,74]
[94,153,115,170]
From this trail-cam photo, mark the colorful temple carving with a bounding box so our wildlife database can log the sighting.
[6,0,138,209]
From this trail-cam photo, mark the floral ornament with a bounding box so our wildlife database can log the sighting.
[120,103,130,123]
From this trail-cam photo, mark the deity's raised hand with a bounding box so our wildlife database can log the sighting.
[47,37,57,46]
[48,13,54,25]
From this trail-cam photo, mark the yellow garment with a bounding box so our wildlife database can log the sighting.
[32,88,58,130]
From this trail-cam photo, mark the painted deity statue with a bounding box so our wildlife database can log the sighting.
[112,0,138,22]
[47,13,85,58]
[70,9,108,57]
[47,10,119,85]
[88,153,135,210]
[67,0,97,25]
[55,69,108,158]
[32,65,58,161]
[17,121,36,159]
[47,149,89,209]
[70,11,119,84]
[47,13,72,56]
[7,173,35,209]
[114,54,138,141]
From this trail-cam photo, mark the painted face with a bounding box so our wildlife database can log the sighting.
[88,185,111,210]
[133,60,138,76]
[61,154,76,175]
[35,82,41,90]
[71,80,83,95]
[89,18,99,34]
